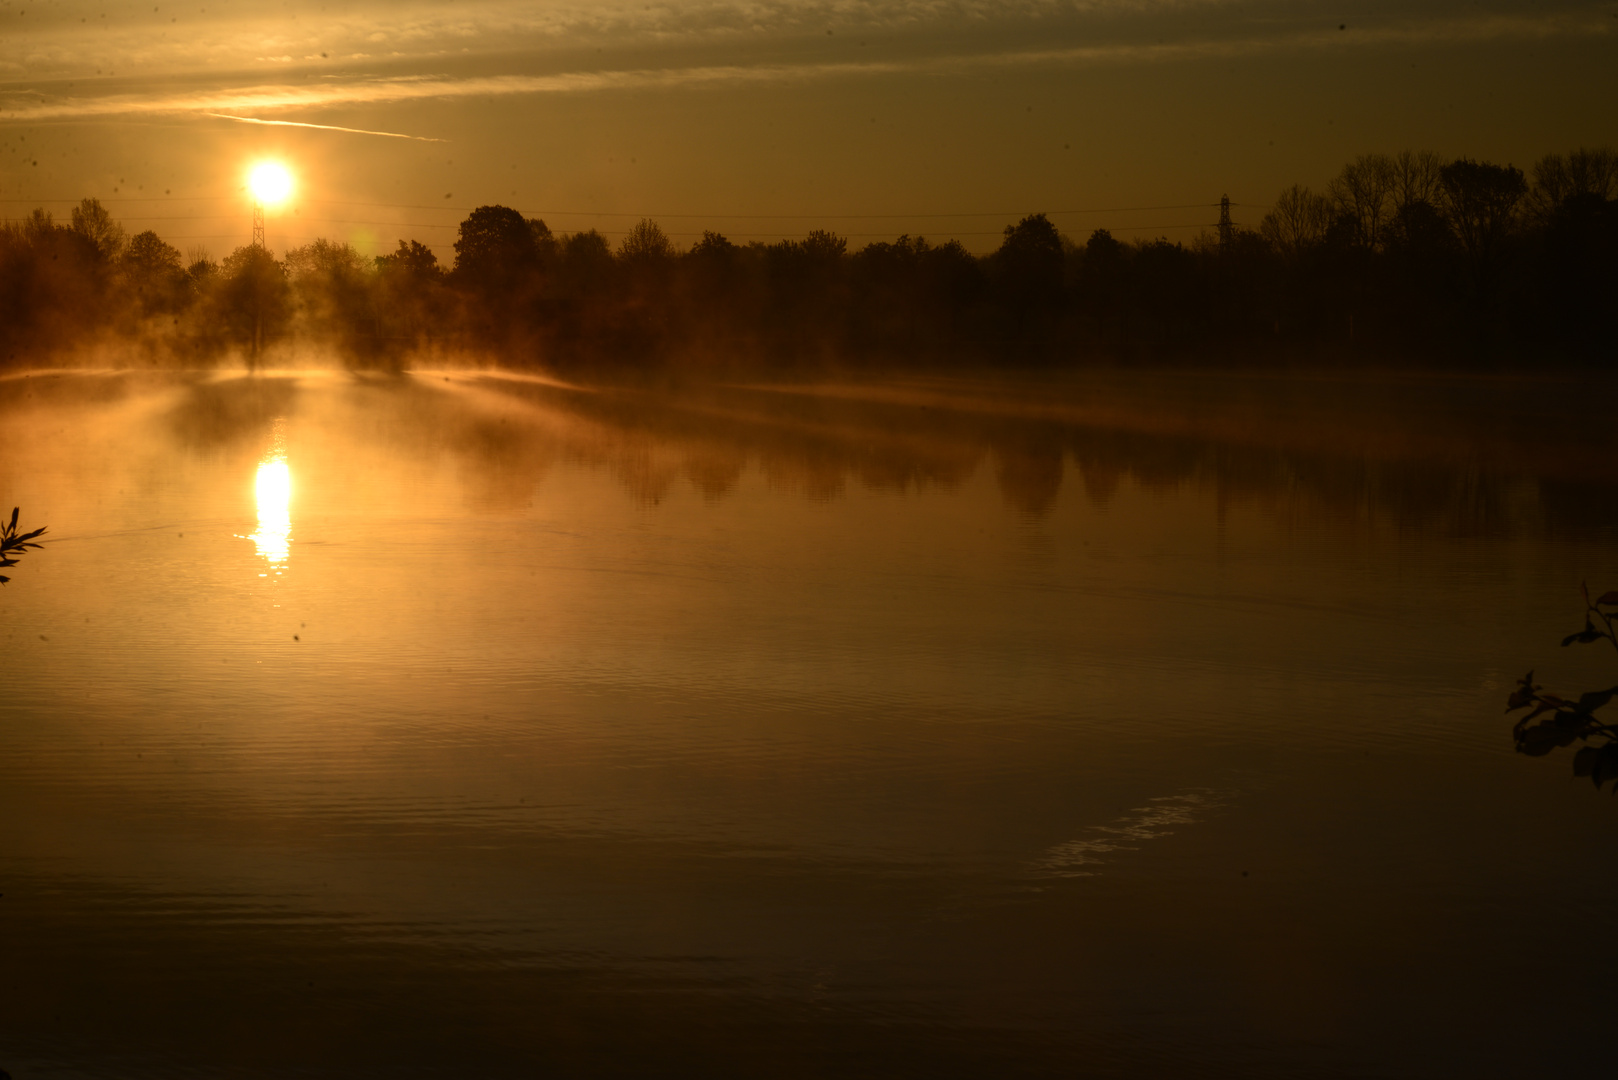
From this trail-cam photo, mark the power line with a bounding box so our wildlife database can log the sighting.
[152,221,1220,243]
[4,190,1228,253]
[347,201,1228,219]
[0,195,1249,216]
[237,217,1224,233]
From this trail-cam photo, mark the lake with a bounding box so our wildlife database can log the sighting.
[2,367,1616,1078]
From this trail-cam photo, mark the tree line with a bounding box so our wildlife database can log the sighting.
[1,145,1612,372]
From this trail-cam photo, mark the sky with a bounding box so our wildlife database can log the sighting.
[1,0,1614,258]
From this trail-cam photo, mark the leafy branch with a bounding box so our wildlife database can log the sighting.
[1506,583,1618,790]
[0,507,46,585]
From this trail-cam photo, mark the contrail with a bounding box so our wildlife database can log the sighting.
[202,112,446,142]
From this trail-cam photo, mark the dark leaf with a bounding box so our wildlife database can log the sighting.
[1562,621,1604,646]
[1595,745,1618,787]
[1516,721,1578,755]
[1597,592,1618,606]
[1506,671,1540,711]
[1574,689,1618,716]
[1574,746,1599,778]
[7,506,17,531]
[1553,710,1591,731]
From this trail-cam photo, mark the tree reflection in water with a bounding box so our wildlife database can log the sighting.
[1508,584,1618,790]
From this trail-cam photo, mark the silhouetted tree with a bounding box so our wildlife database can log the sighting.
[560,230,615,295]
[453,205,539,289]
[216,245,290,364]
[764,231,849,355]
[451,205,546,350]
[0,143,1612,373]
[686,230,740,299]
[70,197,125,262]
[375,240,447,355]
[120,230,187,316]
[672,231,755,358]
[1261,185,1333,262]
[683,231,741,306]
[286,239,379,365]
[1390,150,1446,217]
[1525,147,1618,226]
[923,240,983,338]
[1078,229,1130,347]
[994,214,1065,341]
[613,219,678,357]
[619,219,674,263]
[528,218,558,265]
[1131,238,1202,345]
[852,234,931,350]
[1439,158,1527,306]
[1329,154,1396,250]
[1537,191,1618,359]
[0,208,107,357]
[689,231,737,261]
[1382,199,1462,343]
[185,253,218,294]
[376,239,440,277]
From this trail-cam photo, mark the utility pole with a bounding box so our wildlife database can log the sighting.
[1218,194,1233,255]
[252,200,266,250]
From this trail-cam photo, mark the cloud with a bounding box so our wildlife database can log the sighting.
[0,0,1595,82]
[0,8,1604,125]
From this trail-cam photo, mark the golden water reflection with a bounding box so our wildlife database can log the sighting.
[248,447,292,572]
[8,371,1618,1078]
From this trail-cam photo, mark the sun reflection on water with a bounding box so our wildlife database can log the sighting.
[248,442,292,573]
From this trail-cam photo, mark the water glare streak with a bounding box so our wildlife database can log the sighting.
[247,424,292,572]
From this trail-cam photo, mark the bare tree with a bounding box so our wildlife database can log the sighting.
[618,218,674,262]
[1526,146,1618,224]
[1328,153,1396,250]
[284,238,368,282]
[1260,184,1332,261]
[1390,150,1446,213]
[1439,158,1527,301]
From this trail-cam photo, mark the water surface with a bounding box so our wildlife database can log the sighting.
[3,368,1616,1078]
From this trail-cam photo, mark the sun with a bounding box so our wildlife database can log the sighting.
[248,161,294,206]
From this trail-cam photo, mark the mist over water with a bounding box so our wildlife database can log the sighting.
[3,368,1617,1077]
